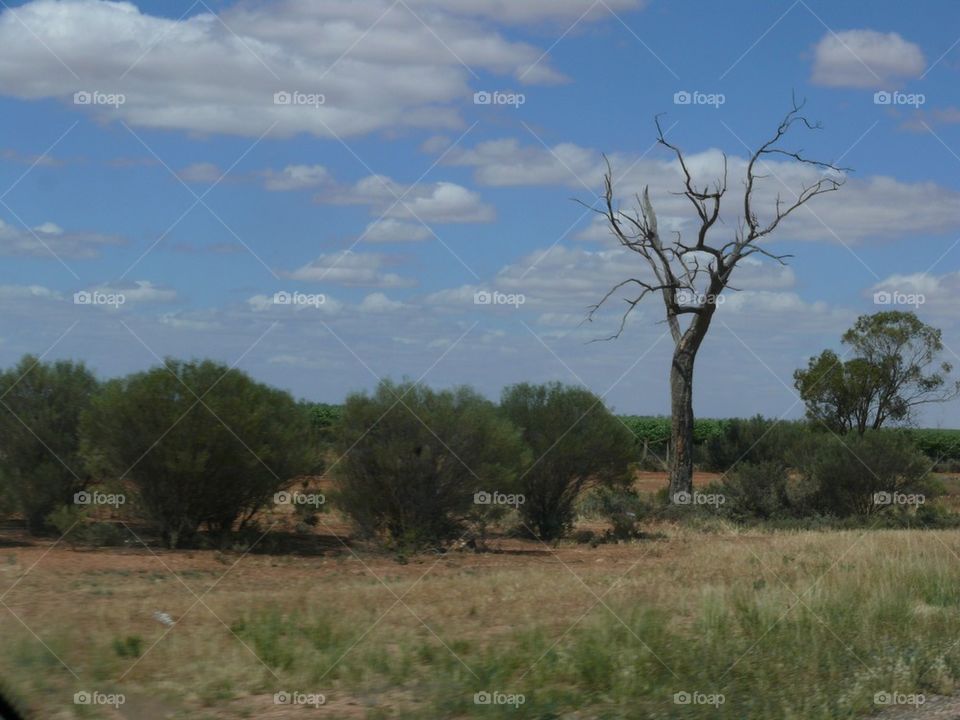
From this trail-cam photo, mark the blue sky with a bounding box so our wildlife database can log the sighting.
[0,0,959,425]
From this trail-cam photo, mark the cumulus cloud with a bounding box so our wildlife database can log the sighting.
[0,0,641,138]
[87,280,178,303]
[262,164,330,191]
[442,138,960,244]
[318,175,494,223]
[0,217,124,258]
[288,250,415,288]
[177,162,222,183]
[811,30,925,88]
[362,218,432,242]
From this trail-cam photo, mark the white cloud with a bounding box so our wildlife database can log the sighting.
[89,280,178,303]
[0,0,636,138]
[0,217,124,258]
[319,175,494,223]
[362,218,431,242]
[288,250,414,288]
[811,30,925,88]
[444,138,960,244]
[359,292,405,313]
[262,164,330,191]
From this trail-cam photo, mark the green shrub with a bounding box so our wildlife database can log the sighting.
[799,430,931,516]
[0,355,99,533]
[502,382,635,540]
[720,461,794,519]
[333,380,526,549]
[585,486,651,540]
[702,416,809,473]
[82,358,314,548]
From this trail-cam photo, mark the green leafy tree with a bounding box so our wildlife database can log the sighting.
[0,355,99,533]
[501,382,635,540]
[795,312,959,434]
[83,359,313,548]
[333,380,526,549]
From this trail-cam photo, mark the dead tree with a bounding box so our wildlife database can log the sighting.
[584,99,847,502]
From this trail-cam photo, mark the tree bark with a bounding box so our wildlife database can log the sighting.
[669,349,695,501]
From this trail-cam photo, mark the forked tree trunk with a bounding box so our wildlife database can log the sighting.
[668,350,695,501]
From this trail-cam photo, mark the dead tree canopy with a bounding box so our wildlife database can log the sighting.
[582,97,848,500]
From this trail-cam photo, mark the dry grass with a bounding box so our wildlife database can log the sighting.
[3,514,960,718]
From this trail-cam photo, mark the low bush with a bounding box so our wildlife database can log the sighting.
[0,355,99,533]
[333,380,526,549]
[502,382,635,540]
[82,359,314,548]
